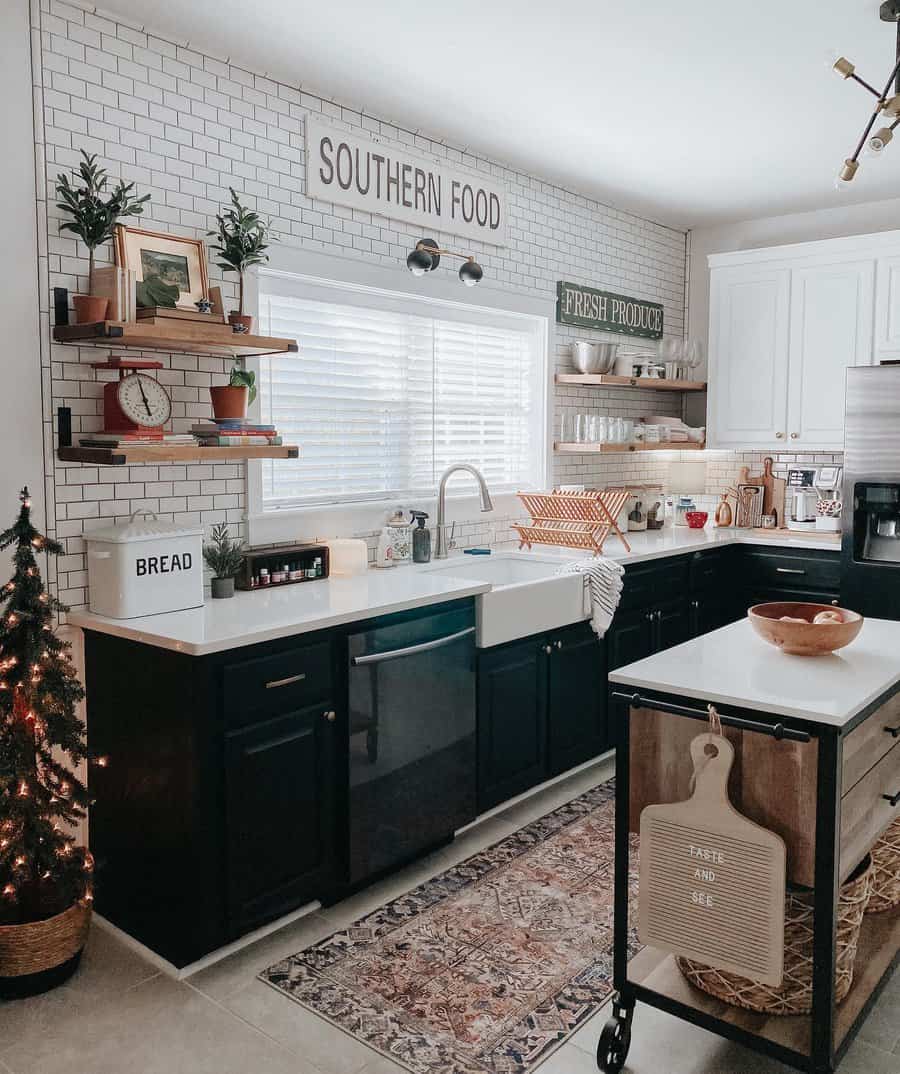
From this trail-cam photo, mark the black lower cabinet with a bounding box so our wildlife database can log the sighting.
[477,622,608,811]
[547,623,608,776]
[477,637,547,811]
[606,607,655,670]
[689,594,739,637]
[225,704,336,934]
[655,598,691,651]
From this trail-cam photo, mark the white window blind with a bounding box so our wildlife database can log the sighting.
[256,275,546,509]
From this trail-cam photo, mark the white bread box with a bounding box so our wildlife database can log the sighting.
[86,511,204,619]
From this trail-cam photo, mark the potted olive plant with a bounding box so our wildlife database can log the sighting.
[209,363,257,422]
[208,188,271,332]
[203,523,245,599]
[55,150,150,323]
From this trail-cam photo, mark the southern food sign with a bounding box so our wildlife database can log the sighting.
[557,280,664,340]
[306,116,507,246]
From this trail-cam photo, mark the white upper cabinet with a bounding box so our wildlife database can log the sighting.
[709,266,790,447]
[786,260,874,450]
[707,232,893,451]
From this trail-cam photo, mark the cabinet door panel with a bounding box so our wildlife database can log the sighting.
[874,253,900,360]
[225,704,335,932]
[654,599,690,653]
[477,639,546,811]
[547,623,608,775]
[607,608,654,670]
[787,261,874,449]
[709,267,791,447]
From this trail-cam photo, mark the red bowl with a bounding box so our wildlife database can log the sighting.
[685,511,708,529]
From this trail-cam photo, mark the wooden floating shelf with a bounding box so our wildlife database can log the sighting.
[554,441,704,453]
[53,321,299,358]
[556,374,706,391]
[58,444,300,466]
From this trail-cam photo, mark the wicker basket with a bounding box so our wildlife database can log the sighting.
[867,816,900,914]
[0,900,91,979]
[676,855,872,1015]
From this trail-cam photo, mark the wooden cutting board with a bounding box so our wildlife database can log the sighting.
[638,732,787,986]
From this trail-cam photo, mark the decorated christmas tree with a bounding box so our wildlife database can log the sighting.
[0,488,92,926]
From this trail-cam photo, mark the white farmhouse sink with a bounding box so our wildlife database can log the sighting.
[422,552,587,647]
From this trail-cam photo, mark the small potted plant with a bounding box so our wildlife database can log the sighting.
[208,188,271,332]
[203,523,245,599]
[55,150,150,324]
[209,363,257,422]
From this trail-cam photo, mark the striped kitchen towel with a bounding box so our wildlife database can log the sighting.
[556,556,625,638]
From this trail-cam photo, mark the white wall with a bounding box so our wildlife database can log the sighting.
[0,0,45,544]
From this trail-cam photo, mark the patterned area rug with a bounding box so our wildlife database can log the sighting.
[260,780,639,1074]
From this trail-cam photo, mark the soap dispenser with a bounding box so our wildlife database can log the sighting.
[410,511,431,563]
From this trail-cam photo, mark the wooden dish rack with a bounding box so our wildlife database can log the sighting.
[515,489,632,555]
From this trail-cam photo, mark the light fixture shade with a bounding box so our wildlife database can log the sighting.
[832,56,855,78]
[459,260,483,287]
[868,126,894,153]
[407,247,434,277]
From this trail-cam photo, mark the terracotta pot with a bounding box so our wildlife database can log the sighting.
[228,312,253,333]
[72,294,109,325]
[0,900,91,998]
[209,385,248,421]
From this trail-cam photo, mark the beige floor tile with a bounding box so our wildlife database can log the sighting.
[188,910,336,1002]
[222,977,379,1074]
[840,1038,900,1073]
[2,973,319,1074]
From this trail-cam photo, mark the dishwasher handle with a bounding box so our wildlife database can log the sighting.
[351,626,475,666]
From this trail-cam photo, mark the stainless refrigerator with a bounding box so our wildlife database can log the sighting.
[841,365,900,617]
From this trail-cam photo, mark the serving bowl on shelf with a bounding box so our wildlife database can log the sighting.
[748,602,864,656]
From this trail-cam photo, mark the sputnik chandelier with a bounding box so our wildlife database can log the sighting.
[832,0,900,188]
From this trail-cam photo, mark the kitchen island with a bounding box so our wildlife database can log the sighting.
[603,618,900,1074]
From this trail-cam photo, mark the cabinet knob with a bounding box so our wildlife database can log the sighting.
[542,644,553,654]
[555,639,563,650]
[831,599,839,606]
[790,432,799,439]
[324,710,336,722]
[775,432,784,439]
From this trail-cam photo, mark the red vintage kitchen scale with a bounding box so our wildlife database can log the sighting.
[90,357,173,437]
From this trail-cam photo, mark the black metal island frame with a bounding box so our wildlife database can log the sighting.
[601,617,900,1074]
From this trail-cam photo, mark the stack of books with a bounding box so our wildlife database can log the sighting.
[190,421,283,447]
[78,432,196,448]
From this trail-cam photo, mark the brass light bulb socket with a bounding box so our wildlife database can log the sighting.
[833,56,855,78]
[839,158,860,181]
[872,126,894,149]
[883,93,900,116]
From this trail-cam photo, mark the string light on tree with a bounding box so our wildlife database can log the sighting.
[0,487,90,930]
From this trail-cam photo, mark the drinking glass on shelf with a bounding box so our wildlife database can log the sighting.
[575,413,588,443]
[622,419,635,443]
[685,338,704,376]
[560,412,573,443]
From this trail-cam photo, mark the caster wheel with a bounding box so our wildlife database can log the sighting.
[596,998,633,1073]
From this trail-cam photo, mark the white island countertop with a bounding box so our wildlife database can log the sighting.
[609,617,900,727]
[67,569,491,656]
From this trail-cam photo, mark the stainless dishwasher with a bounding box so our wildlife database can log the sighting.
[347,602,476,885]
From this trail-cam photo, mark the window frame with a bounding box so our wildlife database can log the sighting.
[245,247,552,547]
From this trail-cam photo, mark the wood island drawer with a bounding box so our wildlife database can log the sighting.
[840,741,900,883]
[223,641,333,727]
[742,549,840,593]
[842,693,900,795]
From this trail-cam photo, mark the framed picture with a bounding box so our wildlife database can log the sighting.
[115,225,209,310]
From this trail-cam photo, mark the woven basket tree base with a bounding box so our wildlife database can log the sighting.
[867,816,900,914]
[0,901,91,998]
[677,855,872,1016]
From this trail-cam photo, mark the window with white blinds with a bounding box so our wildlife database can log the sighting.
[256,274,547,510]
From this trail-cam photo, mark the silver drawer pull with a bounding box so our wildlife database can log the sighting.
[775,567,806,575]
[883,790,900,807]
[352,626,474,666]
[265,672,306,689]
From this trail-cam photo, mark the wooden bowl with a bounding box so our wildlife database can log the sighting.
[748,603,863,656]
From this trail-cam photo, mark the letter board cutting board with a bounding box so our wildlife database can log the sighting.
[638,733,787,986]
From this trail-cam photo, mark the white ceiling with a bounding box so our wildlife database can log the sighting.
[101,0,900,229]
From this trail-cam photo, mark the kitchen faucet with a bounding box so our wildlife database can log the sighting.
[434,464,494,558]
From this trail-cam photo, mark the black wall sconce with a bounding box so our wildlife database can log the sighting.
[406,238,484,287]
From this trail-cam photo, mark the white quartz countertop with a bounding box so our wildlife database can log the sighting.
[609,617,900,727]
[67,569,491,656]
[67,526,840,657]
